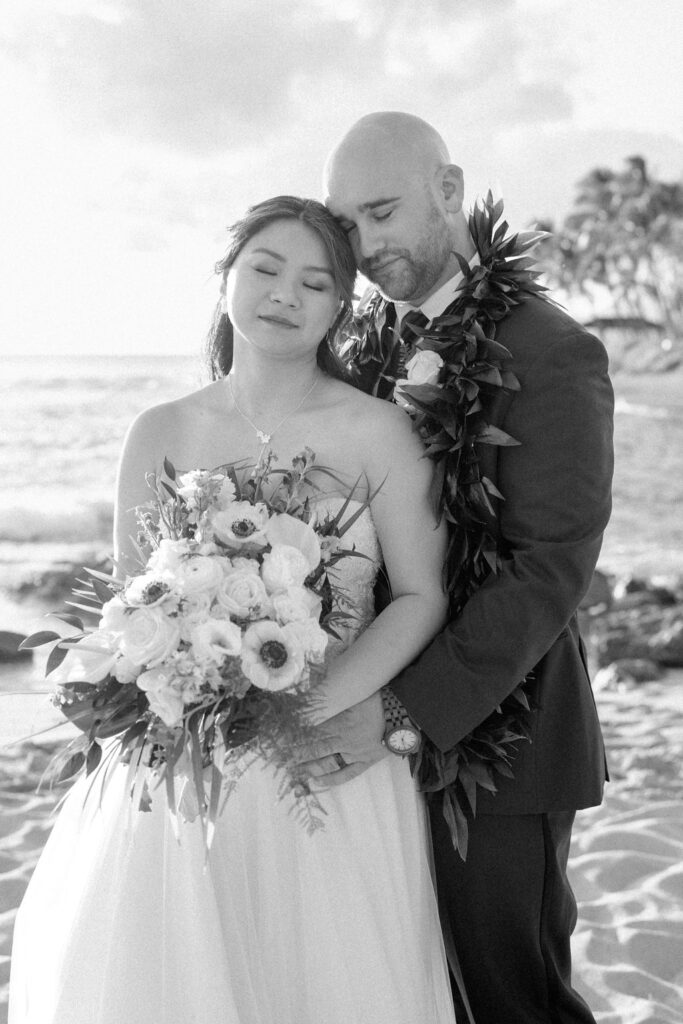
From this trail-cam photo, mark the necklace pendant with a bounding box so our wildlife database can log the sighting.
[256,430,271,445]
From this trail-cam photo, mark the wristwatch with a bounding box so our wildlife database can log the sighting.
[381,688,422,756]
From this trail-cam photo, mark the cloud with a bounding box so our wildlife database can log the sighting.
[3,0,370,152]
[3,0,576,158]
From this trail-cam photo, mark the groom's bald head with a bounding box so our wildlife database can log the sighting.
[324,112,451,188]
[324,112,472,304]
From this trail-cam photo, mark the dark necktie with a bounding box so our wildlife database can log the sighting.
[397,309,428,369]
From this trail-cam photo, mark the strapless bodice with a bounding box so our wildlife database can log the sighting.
[311,498,382,656]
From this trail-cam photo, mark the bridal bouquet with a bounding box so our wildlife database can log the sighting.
[23,449,373,838]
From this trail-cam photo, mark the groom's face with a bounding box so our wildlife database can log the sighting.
[325,146,454,304]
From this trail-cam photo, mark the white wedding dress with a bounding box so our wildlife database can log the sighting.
[9,504,456,1024]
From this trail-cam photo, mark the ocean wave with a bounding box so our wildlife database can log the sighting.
[0,501,113,544]
[6,375,170,392]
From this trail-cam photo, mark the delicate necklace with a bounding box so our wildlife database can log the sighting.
[227,374,320,446]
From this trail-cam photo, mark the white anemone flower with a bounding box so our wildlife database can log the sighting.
[210,501,270,549]
[240,621,306,692]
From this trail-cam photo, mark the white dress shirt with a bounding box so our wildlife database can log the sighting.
[394,252,480,326]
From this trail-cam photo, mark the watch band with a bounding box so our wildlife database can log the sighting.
[381,687,418,733]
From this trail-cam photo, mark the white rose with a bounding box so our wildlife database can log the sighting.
[405,348,444,385]
[175,555,225,598]
[190,619,243,665]
[209,501,270,549]
[214,568,269,620]
[100,595,129,633]
[177,592,213,642]
[230,556,259,575]
[148,538,192,574]
[270,586,322,625]
[283,618,329,665]
[137,667,185,728]
[113,654,139,684]
[119,606,181,668]
[264,514,321,573]
[48,631,118,684]
[197,541,221,557]
[261,544,311,593]
[176,469,206,508]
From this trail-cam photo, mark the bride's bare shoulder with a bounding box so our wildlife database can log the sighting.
[121,381,224,459]
[126,381,223,433]
[328,379,418,445]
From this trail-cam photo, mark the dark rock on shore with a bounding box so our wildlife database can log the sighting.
[649,619,683,667]
[587,570,683,677]
[594,658,664,689]
[6,553,113,608]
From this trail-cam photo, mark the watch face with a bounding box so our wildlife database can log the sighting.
[387,727,421,755]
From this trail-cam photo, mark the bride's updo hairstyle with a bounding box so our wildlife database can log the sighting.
[205,196,356,381]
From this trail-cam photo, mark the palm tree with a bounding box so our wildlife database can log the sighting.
[538,157,683,343]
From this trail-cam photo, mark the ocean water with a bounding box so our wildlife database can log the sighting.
[1,356,682,573]
[1,355,204,547]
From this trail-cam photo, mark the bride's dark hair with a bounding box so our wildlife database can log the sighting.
[204,196,356,381]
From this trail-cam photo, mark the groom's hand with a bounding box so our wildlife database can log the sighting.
[291,691,387,788]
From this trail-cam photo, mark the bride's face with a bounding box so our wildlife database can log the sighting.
[225,219,341,360]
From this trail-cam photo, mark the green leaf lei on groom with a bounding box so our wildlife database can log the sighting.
[340,192,552,855]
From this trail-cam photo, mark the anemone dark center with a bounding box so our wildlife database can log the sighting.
[260,640,288,669]
[143,581,170,603]
[232,518,256,538]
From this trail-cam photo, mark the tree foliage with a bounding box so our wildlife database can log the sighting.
[538,156,683,342]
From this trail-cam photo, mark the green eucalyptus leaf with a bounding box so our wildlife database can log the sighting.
[55,749,86,784]
[86,741,103,776]
[45,643,69,675]
[474,424,521,447]
[51,612,86,630]
[89,578,114,605]
[19,630,60,650]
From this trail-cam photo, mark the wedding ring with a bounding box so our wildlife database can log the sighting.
[333,752,347,770]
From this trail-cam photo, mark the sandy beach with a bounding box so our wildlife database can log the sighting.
[1,366,681,1020]
[0,671,681,1023]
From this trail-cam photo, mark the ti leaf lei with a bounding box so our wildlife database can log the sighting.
[340,192,551,857]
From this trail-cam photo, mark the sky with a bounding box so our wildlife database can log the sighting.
[1,0,682,357]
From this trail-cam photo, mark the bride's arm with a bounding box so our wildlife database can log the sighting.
[311,402,448,721]
[113,406,168,579]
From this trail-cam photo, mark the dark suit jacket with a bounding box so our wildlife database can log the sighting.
[390,294,614,814]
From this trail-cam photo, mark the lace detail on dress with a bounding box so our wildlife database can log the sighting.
[313,498,382,658]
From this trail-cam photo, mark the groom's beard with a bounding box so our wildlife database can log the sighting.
[359,210,453,303]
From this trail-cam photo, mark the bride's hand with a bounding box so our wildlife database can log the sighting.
[291,691,387,788]
[304,669,347,726]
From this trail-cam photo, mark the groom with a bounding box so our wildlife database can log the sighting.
[296,112,614,1023]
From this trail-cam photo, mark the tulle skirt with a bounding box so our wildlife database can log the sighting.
[9,750,455,1023]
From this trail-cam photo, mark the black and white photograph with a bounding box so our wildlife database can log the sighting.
[1,2,682,1022]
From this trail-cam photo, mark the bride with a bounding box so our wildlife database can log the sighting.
[9,196,456,1024]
